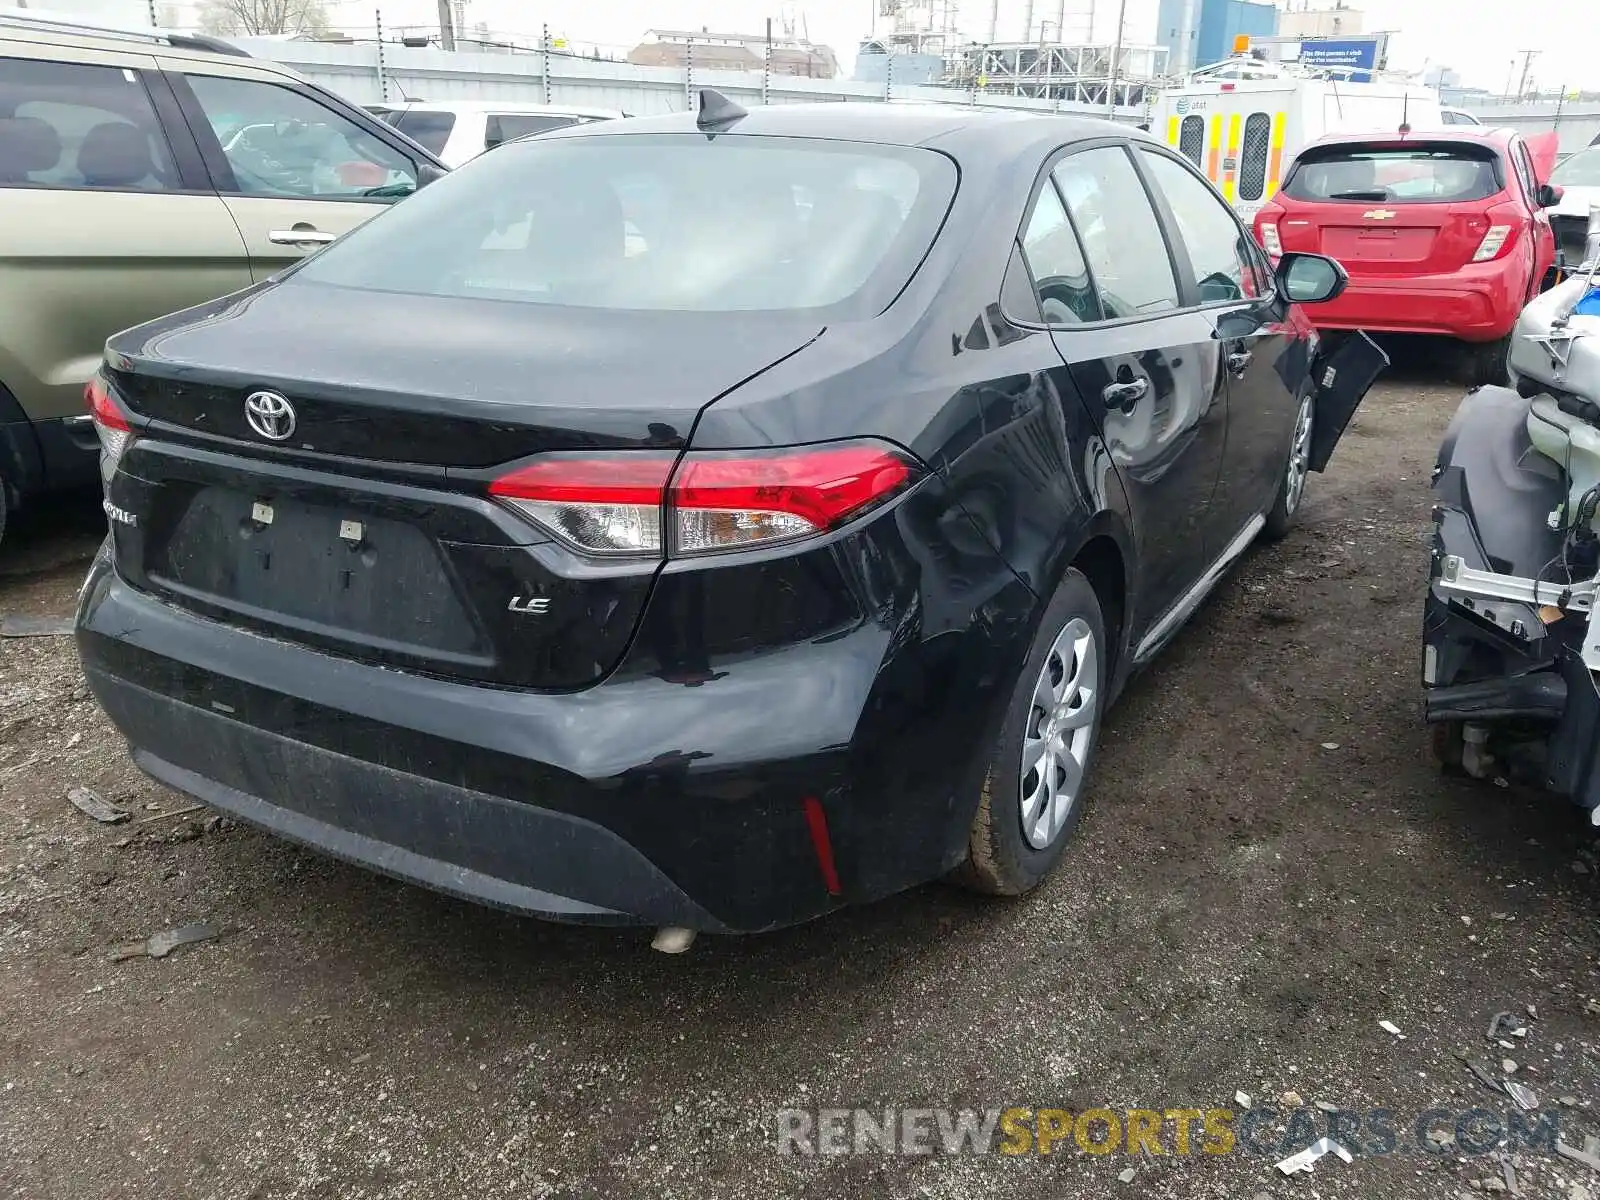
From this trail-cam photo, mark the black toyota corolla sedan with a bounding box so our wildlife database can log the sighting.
[76,96,1384,936]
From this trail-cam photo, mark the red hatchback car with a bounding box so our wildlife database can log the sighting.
[1253,128,1561,384]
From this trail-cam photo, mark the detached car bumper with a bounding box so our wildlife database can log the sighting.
[76,532,1025,932]
[1299,260,1525,342]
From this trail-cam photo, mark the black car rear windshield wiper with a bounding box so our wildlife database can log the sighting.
[1329,190,1389,200]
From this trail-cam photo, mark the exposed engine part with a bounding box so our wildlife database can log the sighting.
[1461,723,1495,779]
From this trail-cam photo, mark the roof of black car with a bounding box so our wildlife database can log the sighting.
[547,101,1142,160]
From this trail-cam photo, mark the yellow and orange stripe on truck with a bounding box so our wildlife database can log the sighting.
[1221,113,1242,201]
[1206,114,1222,182]
[1264,111,1287,199]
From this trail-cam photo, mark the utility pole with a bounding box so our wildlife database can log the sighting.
[436,0,455,50]
[375,7,388,100]
[1515,49,1538,101]
[1105,0,1127,115]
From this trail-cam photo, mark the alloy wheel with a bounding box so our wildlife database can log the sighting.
[1284,395,1313,517]
[1019,616,1098,850]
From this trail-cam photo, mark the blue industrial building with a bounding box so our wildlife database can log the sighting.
[1157,0,1279,74]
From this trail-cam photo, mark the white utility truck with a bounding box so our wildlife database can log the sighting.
[1147,57,1446,226]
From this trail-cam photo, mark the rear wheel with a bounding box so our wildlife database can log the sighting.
[1430,719,1465,773]
[953,568,1106,895]
[1463,335,1511,388]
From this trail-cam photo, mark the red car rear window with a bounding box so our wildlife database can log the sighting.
[1284,143,1503,204]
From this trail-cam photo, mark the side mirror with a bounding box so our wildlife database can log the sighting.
[1538,183,1564,208]
[416,160,448,188]
[1276,252,1347,305]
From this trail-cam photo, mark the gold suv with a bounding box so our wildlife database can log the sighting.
[0,9,445,543]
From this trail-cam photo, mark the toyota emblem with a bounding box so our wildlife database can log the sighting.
[244,391,296,442]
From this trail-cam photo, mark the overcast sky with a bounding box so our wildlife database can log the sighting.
[41,0,1600,92]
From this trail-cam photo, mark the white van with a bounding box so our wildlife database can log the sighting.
[1149,62,1444,225]
[379,100,626,168]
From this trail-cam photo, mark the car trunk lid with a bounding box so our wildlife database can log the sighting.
[102,283,823,690]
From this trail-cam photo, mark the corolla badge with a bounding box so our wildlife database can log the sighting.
[244,391,296,441]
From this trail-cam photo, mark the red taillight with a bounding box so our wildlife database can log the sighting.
[489,441,921,559]
[85,373,133,471]
[85,374,129,432]
[489,453,676,556]
[672,444,914,555]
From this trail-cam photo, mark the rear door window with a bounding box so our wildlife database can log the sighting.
[388,108,456,156]
[1512,142,1538,200]
[1285,143,1503,203]
[1051,146,1179,319]
[486,113,582,149]
[1018,177,1100,324]
[1237,112,1271,202]
[0,55,178,191]
[1178,114,1205,167]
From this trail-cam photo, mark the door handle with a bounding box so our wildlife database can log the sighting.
[268,229,338,246]
[1226,349,1254,376]
[1102,377,1149,413]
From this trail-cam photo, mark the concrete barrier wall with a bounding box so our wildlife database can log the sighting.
[230,37,1148,124]
[1459,104,1600,156]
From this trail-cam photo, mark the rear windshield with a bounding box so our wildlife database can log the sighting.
[386,108,455,155]
[486,112,583,146]
[1552,147,1600,187]
[1284,144,1503,204]
[291,133,956,315]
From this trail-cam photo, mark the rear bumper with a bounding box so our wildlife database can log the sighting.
[1301,261,1523,341]
[77,523,1031,931]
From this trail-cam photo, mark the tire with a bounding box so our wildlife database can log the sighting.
[1430,719,1465,774]
[0,468,8,552]
[1262,390,1313,542]
[953,567,1107,896]
[1464,336,1511,388]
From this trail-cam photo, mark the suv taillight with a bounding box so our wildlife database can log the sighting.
[1472,225,1512,261]
[489,440,921,559]
[1471,203,1522,263]
[85,374,133,472]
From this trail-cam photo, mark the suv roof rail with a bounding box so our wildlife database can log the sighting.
[0,7,251,56]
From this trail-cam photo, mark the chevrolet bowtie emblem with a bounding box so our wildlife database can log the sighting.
[1363,209,1397,220]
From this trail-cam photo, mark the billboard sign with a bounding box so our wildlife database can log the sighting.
[1298,36,1382,81]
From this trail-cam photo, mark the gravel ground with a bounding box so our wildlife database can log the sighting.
[2,371,1599,1200]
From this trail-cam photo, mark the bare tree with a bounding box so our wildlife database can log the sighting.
[199,0,331,37]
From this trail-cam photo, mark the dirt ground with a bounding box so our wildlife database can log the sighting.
[3,367,1599,1200]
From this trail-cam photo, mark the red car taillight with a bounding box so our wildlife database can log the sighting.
[489,440,921,559]
[85,373,133,467]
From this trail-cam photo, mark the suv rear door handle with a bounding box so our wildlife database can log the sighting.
[268,229,338,246]
[1102,378,1149,413]
[1226,349,1253,375]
